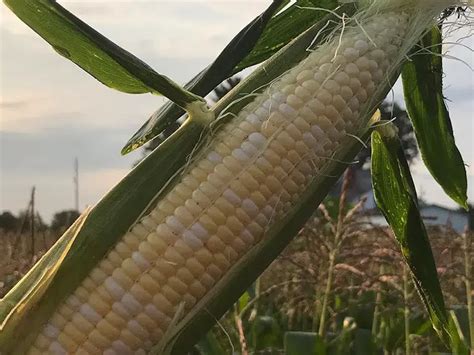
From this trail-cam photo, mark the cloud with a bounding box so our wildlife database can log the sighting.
[410,156,473,209]
[1,1,473,223]
[0,18,222,134]
[0,125,141,174]
[0,99,29,109]
[411,170,474,208]
[0,2,266,61]
[0,91,74,133]
[79,167,132,208]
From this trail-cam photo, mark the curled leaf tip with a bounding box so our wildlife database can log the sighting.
[368,108,381,125]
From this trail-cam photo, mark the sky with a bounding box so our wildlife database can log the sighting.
[0,1,473,222]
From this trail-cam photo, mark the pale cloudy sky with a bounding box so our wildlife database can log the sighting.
[0,1,472,222]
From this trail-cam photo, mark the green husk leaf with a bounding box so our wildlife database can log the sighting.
[402,26,468,209]
[3,0,201,108]
[371,127,469,353]
[121,0,284,154]
[210,8,352,131]
[0,209,89,339]
[233,0,339,72]
[0,117,210,354]
[122,0,339,154]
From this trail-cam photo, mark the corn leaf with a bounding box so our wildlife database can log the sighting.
[121,0,286,154]
[233,0,339,72]
[122,0,340,154]
[402,27,468,209]
[371,127,469,353]
[0,119,210,354]
[3,0,201,108]
[210,8,351,131]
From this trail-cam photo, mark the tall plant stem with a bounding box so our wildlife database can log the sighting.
[318,169,351,336]
[403,265,411,355]
[318,252,336,337]
[254,276,261,316]
[373,265,386,337]
[372,287,382,336]
[463,231,473,350]
[313,287,322,332]
[234,304,248,355]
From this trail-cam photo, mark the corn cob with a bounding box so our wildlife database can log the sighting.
[27,3,447,354]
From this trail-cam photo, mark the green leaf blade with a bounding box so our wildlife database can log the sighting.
[121,0,288,154]
[233,0,338,72]
[371,128,469,353]
[122,0,339,154]
[402,27,468,209]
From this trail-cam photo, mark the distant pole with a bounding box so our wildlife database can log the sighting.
[74,157,79,211]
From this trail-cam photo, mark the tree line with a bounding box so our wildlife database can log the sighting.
[0,209,80,234]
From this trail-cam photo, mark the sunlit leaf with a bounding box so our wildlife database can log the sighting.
[402,26,468,209]
[238,291,251,312]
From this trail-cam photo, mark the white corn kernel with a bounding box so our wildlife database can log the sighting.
[33,9,415,353]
